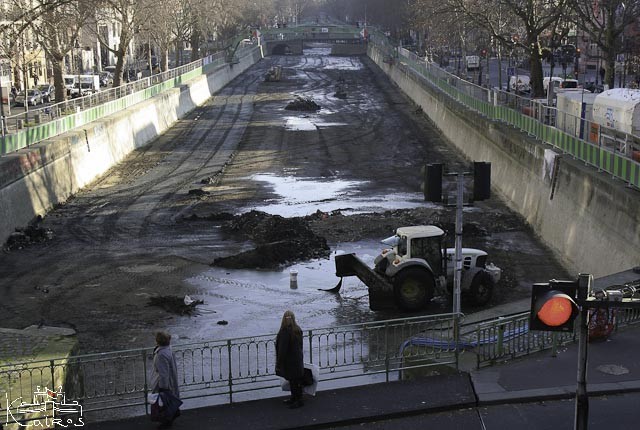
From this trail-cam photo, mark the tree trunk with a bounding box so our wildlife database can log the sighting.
[113,46,127,87]
[190,32,201,61]
[161,48,169,72]
[52,57,66,103]
[529,40,544,98]
[605,55,616,89]
[604,27,617,88]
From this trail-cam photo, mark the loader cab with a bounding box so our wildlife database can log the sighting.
[385,226,446,276]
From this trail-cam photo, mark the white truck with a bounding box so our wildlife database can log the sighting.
[68,75,100,98]
[509,75,530,93]
[334,225,501,311]
[591,88,640,136]
[63,75,77,95]
[543,77,579,92]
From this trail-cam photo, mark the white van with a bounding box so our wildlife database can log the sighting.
[509,75,530,93]
[62,75,79,96]
[543,77,579,92]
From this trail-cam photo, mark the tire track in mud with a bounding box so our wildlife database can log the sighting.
[106,74,262,240]
[64,67,267,244]
[210,54,389,185]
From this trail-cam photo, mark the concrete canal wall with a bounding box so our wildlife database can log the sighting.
[0,48,263,245]
[368,44,640,278]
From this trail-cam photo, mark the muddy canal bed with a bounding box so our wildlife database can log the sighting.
[0,47,569,354]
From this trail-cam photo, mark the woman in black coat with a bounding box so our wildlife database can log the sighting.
[275,310,305,408]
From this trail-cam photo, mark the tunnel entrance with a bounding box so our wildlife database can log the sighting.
[272,44,293,55]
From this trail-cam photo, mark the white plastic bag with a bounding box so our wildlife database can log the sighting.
[279,363,320,396]
[280,378,291,392]
[147,393,163,407]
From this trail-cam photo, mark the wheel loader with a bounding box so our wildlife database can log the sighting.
[334,225,501,311]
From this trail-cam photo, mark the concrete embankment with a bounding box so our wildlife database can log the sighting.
[0,48,263,245]
[367,44,640,278]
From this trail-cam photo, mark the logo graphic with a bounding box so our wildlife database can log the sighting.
[4,386,84,428]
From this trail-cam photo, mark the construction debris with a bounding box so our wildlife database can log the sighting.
[211,210,329,269]
[4,220,54,251]
[265,66,282,82]
[285,96,321,111]
[148,295,204,315]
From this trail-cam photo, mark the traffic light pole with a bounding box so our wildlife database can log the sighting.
[575,273,591,430]
[453,173,463,317]
[424,163,491,368]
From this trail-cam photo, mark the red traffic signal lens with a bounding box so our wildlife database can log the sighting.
[537,295,574,326]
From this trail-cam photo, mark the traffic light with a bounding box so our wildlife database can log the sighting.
[423,163,442,202]
[473,161,491,201]
[529,280,580,332]
[481,49,487,58]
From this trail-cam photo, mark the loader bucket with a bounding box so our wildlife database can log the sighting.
[335,253,359,277]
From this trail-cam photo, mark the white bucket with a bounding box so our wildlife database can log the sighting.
[289,269,298,289]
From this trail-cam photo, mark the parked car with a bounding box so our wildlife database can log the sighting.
[14,89,43,106]
[38,84,55,103]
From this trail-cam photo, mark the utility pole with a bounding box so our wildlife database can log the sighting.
[0,64,6,135]
[424,162,492,365]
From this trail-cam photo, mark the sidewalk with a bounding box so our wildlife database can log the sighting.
[85,321,640,430]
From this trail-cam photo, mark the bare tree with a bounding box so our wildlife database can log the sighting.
[569,0,640,88]
[444,0,566,97]
[1,0,91,102]
[92,0,151,87]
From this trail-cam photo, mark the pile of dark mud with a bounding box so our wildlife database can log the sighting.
[211,210,329,269]
[285,96,320,111]
[148,295,204,315]
[304,207,529,244]
[4,219,54,251]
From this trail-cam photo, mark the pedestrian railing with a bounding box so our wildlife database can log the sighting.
[0,47,258,156]
[472,307,640,368]
[0,313,458,425]
[369,34,640,190]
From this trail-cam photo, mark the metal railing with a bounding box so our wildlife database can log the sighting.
[473,307,640,368]
[369,34,640,189]
[0,313,457,425]
[0,48,256,156]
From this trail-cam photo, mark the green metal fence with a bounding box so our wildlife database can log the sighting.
[0,47,259,156]
[369,33,640,190]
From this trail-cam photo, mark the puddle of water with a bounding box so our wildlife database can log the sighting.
[300,47,364,70]
[304,47,332,56]
[320,57,364,70]
[246,173,432,217]
[186,240,386,338]
[285,116,316,131]
[250,173,361,204]
[284,116,349,131]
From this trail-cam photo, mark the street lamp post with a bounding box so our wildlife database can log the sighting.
[0,84,6,136]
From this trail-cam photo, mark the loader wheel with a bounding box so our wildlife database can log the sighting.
[393,267,434,311]
[469,271,494,306]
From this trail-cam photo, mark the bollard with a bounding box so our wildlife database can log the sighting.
[17,119,23,129]
[34,114,41,124]
[289,269,298,289]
